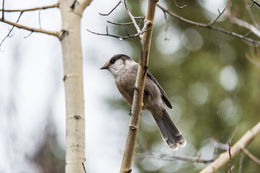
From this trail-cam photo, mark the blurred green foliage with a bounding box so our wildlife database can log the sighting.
[110,0,260,172]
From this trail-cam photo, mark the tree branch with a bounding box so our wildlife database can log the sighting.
[200,122,260,173]
[156,4,260,45]
[99,1,121,16]
[241,148,260,165]
[0,18,61,39]
[121,0,142,36]
[0,11,23,47]
[0,3,58,12]
[226,13,260,38]
[86,27,139,40]
[119,0,158,173]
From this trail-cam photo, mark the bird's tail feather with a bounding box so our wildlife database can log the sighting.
[154,110,186,150]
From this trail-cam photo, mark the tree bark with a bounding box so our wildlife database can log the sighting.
[120,0,158,172]
[59,0,92,172]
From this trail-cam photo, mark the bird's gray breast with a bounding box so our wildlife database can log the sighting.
[115,67,137,105]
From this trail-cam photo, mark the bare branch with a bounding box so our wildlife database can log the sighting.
[207,8,226,26]
[99,1,121,16]
[24,31,33,39]
[227,15,260,38]
[200,122,260,173]
[0,18,61,39]
[0,11,23,47]
[107,17,144,26]
[121,0,142,36]
[0,3,58,12]
[156,4,260,45]
[241,148,260,165]
[107,20,134,26]
[86,27,139,40]
[136,151,215,164]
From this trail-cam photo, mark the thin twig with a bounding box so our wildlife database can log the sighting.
[241,148,260,165]
[207,8,226,26]
[135,151,215,164]
[0,3,58,12]
[0,18,61,38]
[86,27,139,40]
[121,0,142,36]
[99,1,121,16]
[227,15,260,38]
[24,31,33,38]
[156,4,260,45]
[0,11,23,47]
[107,20,134,26]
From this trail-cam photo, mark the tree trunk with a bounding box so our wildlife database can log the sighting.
[59,0,91,172]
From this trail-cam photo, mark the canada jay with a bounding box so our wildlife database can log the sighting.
[101,54,185,150]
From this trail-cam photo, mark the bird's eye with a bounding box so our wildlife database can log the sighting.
[110,59,115,64]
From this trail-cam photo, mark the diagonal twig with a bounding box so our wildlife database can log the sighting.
[207,8,226,26]
[156,4,260,45]
[121,0,142,36]
[0,18,61,39]
[241,148,260,165]
[0,11,23,47]
[86,27,139,40]
[0,3,58,12]
[99,1,121,16]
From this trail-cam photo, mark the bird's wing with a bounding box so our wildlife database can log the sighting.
[147,71,173,109]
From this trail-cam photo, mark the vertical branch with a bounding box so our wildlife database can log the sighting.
[120,0,158,173]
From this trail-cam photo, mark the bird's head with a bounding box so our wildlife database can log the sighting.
[100,54,134,77]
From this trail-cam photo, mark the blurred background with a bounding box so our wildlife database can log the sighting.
[0,0,259,173]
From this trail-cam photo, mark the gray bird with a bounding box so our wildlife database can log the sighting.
[101,54,185,150]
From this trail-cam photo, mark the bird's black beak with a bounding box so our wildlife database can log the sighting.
[100,65,109,70]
